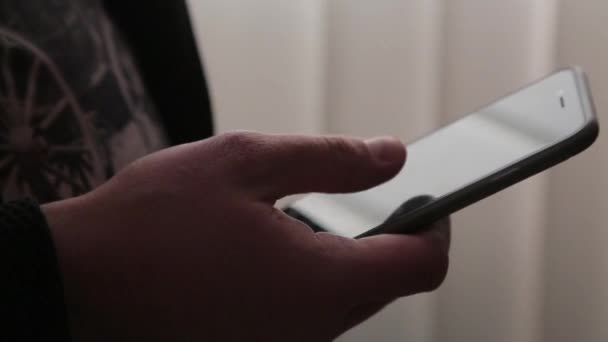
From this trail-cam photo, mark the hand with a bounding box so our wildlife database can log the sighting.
[43,132,450,342]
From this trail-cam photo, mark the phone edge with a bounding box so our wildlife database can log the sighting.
[357,67,600,238]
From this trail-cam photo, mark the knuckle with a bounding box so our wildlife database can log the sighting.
[212,131,277,182]
[216,131,265,151]
[319,137,375,189]
[215,131,269,163]
[319,137,369,173]
[321,137,367,160]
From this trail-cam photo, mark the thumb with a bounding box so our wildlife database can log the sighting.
[222,132,406,200]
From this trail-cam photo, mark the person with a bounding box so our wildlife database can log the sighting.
[0,1,450,340]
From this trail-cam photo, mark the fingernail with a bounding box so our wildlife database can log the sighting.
[424,218,451,254]
[365,137,405,164]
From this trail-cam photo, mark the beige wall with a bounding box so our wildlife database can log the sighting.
[188,0,327,134]
[544,1,608,341]
[324,0,443,140]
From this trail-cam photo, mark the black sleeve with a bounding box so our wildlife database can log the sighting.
[103,0,215,145]
[0,200,70,341]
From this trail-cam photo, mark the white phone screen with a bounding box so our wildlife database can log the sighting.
[290,70,588,237]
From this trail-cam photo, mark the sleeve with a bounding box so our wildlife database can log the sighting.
[0,200,71,341]
[103,0,215,145]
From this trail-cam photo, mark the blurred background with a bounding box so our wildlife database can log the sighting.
[187,1,607,341]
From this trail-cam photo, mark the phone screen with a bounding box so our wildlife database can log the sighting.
[289,69,589,237]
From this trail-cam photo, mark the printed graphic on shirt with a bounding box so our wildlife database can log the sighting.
[0,0,168,202]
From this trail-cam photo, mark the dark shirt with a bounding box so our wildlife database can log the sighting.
[1,0,213,203]
[0,1,214,339]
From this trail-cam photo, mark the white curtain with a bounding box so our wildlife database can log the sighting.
[187,1,608,341]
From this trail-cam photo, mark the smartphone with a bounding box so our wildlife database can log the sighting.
[285,67,599,239]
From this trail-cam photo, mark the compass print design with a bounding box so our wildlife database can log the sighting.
[0,0,167,202]
[0,29,105,202]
